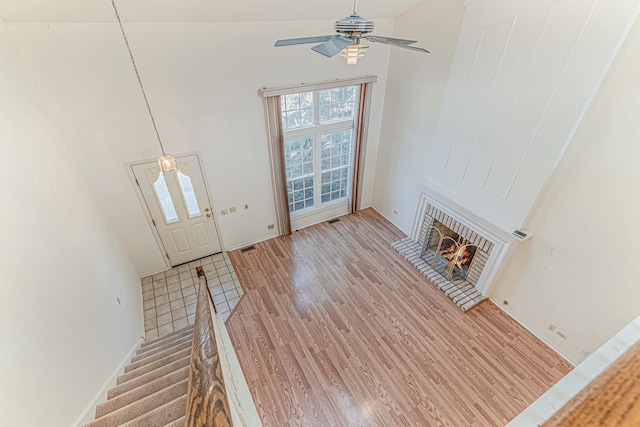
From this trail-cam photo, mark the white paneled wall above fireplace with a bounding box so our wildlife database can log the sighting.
[424,0,640,231]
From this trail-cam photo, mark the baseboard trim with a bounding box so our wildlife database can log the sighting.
[73,337,144,426]
[226,233,279,253]
[489,297,576,366]
[370,206,411,237]
[138,268,168,279]
[228,207,390,253]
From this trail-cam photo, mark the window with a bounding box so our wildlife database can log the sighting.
[261,76,375,236]
[282,86,358,214]
[176,170,201,218]
[281,92,314,130]
[319,86,357,123]
[149,169,179,224]
[285,137,315,212]
[146,163,204,223]
[321,129,352,203]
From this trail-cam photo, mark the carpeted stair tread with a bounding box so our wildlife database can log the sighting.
[126,340,193,372]
[96,366,190,418]
[140,326,192,347]
[138,327,193,352]
[108,357,190,399]
[139,325,193,349]
[119,395,187,427]
[84,379,188,427]
[132,334,193,362]
[137,329,193,356]
[135,334,192,360]
[164,416,185,426]
[117,348,191,385]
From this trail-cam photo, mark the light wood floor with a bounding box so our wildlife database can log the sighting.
[226,209,572,426]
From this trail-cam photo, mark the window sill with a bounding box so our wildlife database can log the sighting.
[291,200,349,231]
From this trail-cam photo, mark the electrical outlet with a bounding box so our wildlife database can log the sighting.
[548,324,557,332]
[579,348,591,357]
[230,206,237,214]
[221,209,229,216]
[267,224,275,230]
[244,204,249,210]
[556,331,568,340]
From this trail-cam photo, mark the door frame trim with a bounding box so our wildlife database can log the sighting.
[124,151,225,270]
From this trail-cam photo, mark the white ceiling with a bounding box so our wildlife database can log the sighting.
[0,0,425,23]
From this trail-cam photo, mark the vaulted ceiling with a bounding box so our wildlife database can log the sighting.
[0,0,425,23]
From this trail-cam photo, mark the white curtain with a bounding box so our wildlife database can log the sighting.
[262,96,292,236]
[349,82,373,214]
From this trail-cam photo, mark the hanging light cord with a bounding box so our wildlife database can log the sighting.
[110,0,166,154]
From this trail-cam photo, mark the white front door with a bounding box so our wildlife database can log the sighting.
[131,154,222,266]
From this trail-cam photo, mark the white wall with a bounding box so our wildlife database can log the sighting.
[373,0,465,228]
[0,19,143,427]
[432,0,640,232]
[376,0,640,234]
[493,19,640,364]
[9,20,392,276]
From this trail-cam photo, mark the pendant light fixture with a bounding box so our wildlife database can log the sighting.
[110,0,177,174]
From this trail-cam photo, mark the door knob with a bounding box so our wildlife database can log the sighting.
[205,208,210,212]
[206,213,211,218]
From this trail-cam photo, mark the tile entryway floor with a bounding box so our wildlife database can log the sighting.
[141,252,243,339]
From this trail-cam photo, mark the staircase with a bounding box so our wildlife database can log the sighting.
[84,326,194,427]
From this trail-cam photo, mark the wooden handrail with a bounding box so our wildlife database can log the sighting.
[543,339,640,426]
[185,266,233,427]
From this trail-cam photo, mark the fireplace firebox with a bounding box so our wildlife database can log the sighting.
[422,220,478,282]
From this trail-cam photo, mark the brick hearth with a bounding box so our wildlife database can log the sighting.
[391,237,486,311]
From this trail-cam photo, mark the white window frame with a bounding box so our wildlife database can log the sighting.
[282,87,358,222]
[259,75,377,232]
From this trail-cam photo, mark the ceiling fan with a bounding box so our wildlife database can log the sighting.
[274,0,429,65]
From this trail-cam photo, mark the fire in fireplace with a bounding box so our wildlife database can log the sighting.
[422,221,478,282]
[439,242,476,271]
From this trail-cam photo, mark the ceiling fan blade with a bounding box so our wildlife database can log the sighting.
[311,36,354,57]
[367,37,430,54]
[392,44,430,54]
[367,35,417,45]
[275,36,335,47]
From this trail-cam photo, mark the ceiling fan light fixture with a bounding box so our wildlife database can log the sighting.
[274,0,429,61]
[341,44,368,65]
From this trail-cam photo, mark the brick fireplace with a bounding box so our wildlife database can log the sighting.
[392,188,516,311]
